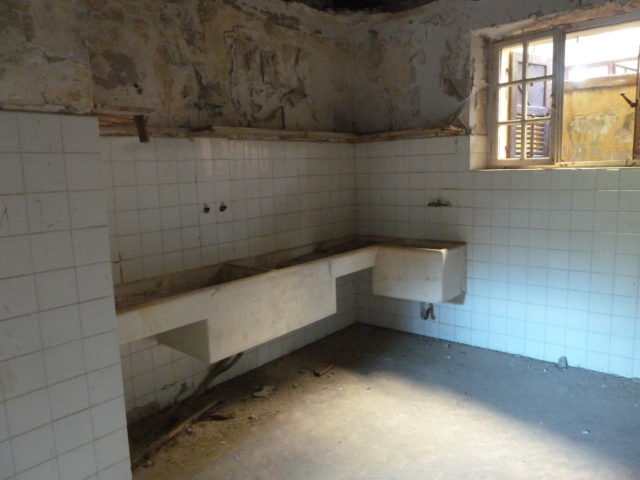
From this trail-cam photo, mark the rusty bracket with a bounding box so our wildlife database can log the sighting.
[620,92,638,108]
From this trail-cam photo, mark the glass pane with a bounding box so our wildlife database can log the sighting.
[497,124,522,160]
[562,21,640,162]
[565,22,640,82]
[526,37,554,78]
[522,121,551,158]
[499,43,523,83]
[498,85,523,122]
[525,80,552,119]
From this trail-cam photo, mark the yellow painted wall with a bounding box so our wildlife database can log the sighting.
[562,77,636,163]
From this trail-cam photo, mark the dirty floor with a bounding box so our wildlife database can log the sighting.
[132,324,640,480]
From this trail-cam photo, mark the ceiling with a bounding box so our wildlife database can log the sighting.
[292,0,438,13]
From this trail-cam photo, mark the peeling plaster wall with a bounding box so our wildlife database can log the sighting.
[0,0,93,113]
[86,0,356,131]
[2,0,638,134]
[350,0,631,133]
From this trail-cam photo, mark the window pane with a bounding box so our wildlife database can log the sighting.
[565,22,640,82]
[497,124,521,160]
[562,22,640,162]
[526,37,554,79]
[526,80,552,119]
[498,85,523,122]
[499,43,523,83]
[497,122,551,160]
[523,121,551,158]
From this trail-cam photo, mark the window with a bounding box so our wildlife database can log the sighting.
[489,16,640,168]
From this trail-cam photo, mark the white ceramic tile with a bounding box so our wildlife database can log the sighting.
[48,375,89,420]
[86,365,124,406]
[0,314,41,361]
[44,340,85,384]
[65,153,104,191]
[0,351,46,399]
[22,153,66,192]
[91,397,126,438]
[39,304,81,348]
[35,268,78,310]
[53,409,93,454]
[6,388,51,436]
[69,191,107,229]
[57,442,97,480]
[97,458,132,480]
[0,235,32,279]
[79,298,116,338]
[71,227,110,266]
[15,458,59,480]
[30,231,74,272]
[0,153,23,194]
[26,192,70,233]
[0,439,13,480]
[76,262,112,302]
[0,112,19,153]
[109,138,135,162]
[83,332,120,372]
[133,140,156,162]
[0,401,8,442]
[0,195,29,237]
[94,427,129,471]
[61,116,99,153]
[10,424,55,473]
[17,113,62,153]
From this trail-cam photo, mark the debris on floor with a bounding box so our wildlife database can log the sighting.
[199,410,236,422]
[557,356,569,370]
[252,385,276,398]
[129,324,640,480]
[313,364,334,377]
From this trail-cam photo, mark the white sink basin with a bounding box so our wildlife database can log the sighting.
[115,237,466,364]
[372,243,466,303]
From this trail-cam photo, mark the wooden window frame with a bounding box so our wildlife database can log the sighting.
[488,14,640,169]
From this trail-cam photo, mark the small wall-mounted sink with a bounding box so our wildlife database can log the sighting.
[115,235,466,365]
[372,240,466,304]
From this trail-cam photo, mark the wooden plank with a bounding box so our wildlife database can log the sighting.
[93,105,154,116]
[98,122,467,143]
[356,126,465,143]
[134,115,150,143]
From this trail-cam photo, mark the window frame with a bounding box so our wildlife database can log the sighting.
[487,13,640,169]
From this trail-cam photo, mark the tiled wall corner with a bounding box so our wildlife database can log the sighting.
[356,135,640,379]
[103,135,358,418]
[0,112,131,480]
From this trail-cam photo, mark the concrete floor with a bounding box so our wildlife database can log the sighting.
[133,324,640,480]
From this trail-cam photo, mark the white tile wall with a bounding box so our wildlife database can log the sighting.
[103,137,356,285]
[356,135,640,378]
[101,138,356,416]
[0,112,131,480]
[104,136,358,418]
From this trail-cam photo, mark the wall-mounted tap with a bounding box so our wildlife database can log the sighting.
[420,302,436,320]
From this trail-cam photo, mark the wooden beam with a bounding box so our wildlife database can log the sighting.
[98,123,467,143]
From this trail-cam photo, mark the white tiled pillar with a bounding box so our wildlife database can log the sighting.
[0,112,131,480]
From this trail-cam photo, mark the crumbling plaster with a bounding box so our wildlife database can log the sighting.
[86,0,356,131]
[0,0,93,113]
[349,0,640,133]
[2,0,639,133]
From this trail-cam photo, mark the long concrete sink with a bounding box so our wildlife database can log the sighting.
[115,236,466,364]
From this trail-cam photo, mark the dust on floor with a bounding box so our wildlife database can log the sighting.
[132,324,640,480]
